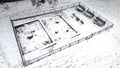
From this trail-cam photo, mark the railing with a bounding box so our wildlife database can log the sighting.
[10,2,114,66]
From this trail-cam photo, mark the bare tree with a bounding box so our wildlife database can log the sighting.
[31,0,36,6]
[31,0,46,7]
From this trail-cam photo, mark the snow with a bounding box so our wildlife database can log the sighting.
[40,15,77,41]
[0,0,120,68]
[15,20,52,54]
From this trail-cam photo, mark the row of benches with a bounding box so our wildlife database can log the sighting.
[76,4,106,27]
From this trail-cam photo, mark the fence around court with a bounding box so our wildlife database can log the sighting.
[10,2,114,66]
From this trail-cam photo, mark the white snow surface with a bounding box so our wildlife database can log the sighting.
[0,0,120,68]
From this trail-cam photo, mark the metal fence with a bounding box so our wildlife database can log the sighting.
[10,2,114,66]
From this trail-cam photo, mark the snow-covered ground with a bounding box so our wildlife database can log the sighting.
[0,0,120,68]
[15,20,53,54]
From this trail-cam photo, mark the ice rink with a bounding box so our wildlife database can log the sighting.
[0,0,120,68]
